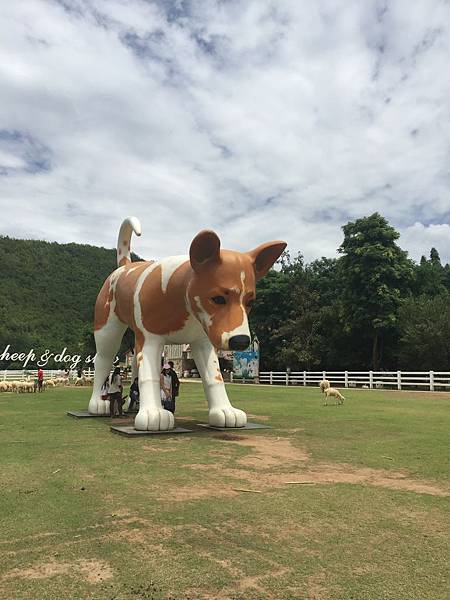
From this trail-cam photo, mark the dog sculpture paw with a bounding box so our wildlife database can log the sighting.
[209,407,247,428]
[134,407,175,431]
[88,397,109,415]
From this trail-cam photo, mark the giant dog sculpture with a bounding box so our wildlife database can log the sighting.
[88,217,286,430]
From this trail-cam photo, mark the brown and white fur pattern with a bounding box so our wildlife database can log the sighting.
[88,217,286,430]
[323,387,345,406]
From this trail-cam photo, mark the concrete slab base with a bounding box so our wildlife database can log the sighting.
[198,422,271,431]
[67,411,110,418]
[111,426,193,437]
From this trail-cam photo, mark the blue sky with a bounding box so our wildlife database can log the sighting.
[1,0,450,263]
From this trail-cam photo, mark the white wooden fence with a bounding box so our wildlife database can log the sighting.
[0,369,95,381]
[3,368,450,392]
[258,370,450,391]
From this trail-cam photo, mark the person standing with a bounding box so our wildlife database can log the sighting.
[37,368,44,393]
[128,377,139,412]
[168,361,180,410]
[108,367,123,418]
[100,376,110,402]
[160,364,174,413]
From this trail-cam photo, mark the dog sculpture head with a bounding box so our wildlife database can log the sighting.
[187,230,286,350]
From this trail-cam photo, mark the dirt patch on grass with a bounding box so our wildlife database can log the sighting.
[172,483,238,501]
[2,558,113,584]
[1,513,173,558]
[78,560,113,584]
[212,435,448,496]
[233,435,309,467]
[301,463,450,497]
[212,434,309,468]
[220,463,449,497]
[185,559,290,599]
[176,434,448,498]
[305,571,337,600]
[142,445,178,453]
[214,433,248,441]
[247,414,270,421]
[392,506,449,535]
[109,515,173,537]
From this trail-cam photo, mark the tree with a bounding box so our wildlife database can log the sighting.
[275,275,323,370]
[398,294,450,370]
[430,247,441,266]
[413,248,446,297]
[338,213,413,370]
[249,265,292,370]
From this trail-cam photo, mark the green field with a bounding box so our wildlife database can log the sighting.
[0,383,449,599]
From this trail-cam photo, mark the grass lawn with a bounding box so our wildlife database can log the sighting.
[0,383,449,599]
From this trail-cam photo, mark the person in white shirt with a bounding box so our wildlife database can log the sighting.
[160,363,173,413]
[109,367,123,417]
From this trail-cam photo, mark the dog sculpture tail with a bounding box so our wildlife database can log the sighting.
[117,216,142,267]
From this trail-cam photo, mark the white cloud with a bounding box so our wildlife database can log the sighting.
[0,149,26,170]
[400,222,450,262]
[0,0,449,263]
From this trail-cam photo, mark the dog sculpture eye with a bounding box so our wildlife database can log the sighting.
[211,296,226,305]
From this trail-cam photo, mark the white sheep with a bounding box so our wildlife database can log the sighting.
[319,379,330,393]
[323,387,345,406]
[17,382,27,393]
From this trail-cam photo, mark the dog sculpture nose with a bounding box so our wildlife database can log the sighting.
[229,335,250,351]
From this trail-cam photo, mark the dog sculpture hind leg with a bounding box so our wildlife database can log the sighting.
[88,217,286,430]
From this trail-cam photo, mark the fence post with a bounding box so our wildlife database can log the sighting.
[269,371,273,385]
[303,371,306,386]
[344,371,348,388]
[397,370,401,390]
[369,371,373,389]
[429,370,434,392]
[322,370,326,381]
[230,371,233,383]
[286,372,289,386]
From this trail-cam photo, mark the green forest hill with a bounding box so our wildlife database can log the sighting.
[1,212,450,372]
[0,237,138,370]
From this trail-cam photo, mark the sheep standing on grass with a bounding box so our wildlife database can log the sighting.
[319,380,330,393]
[323,387,345,406]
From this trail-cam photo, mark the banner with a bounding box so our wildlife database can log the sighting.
[233,349,259,379]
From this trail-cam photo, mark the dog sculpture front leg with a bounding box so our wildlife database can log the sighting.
[88,314,127,415]
[134,336,175,431]
[191,338,247,428]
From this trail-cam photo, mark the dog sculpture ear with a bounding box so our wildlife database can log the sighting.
[247,241,287,281]
[190,230,221,272]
